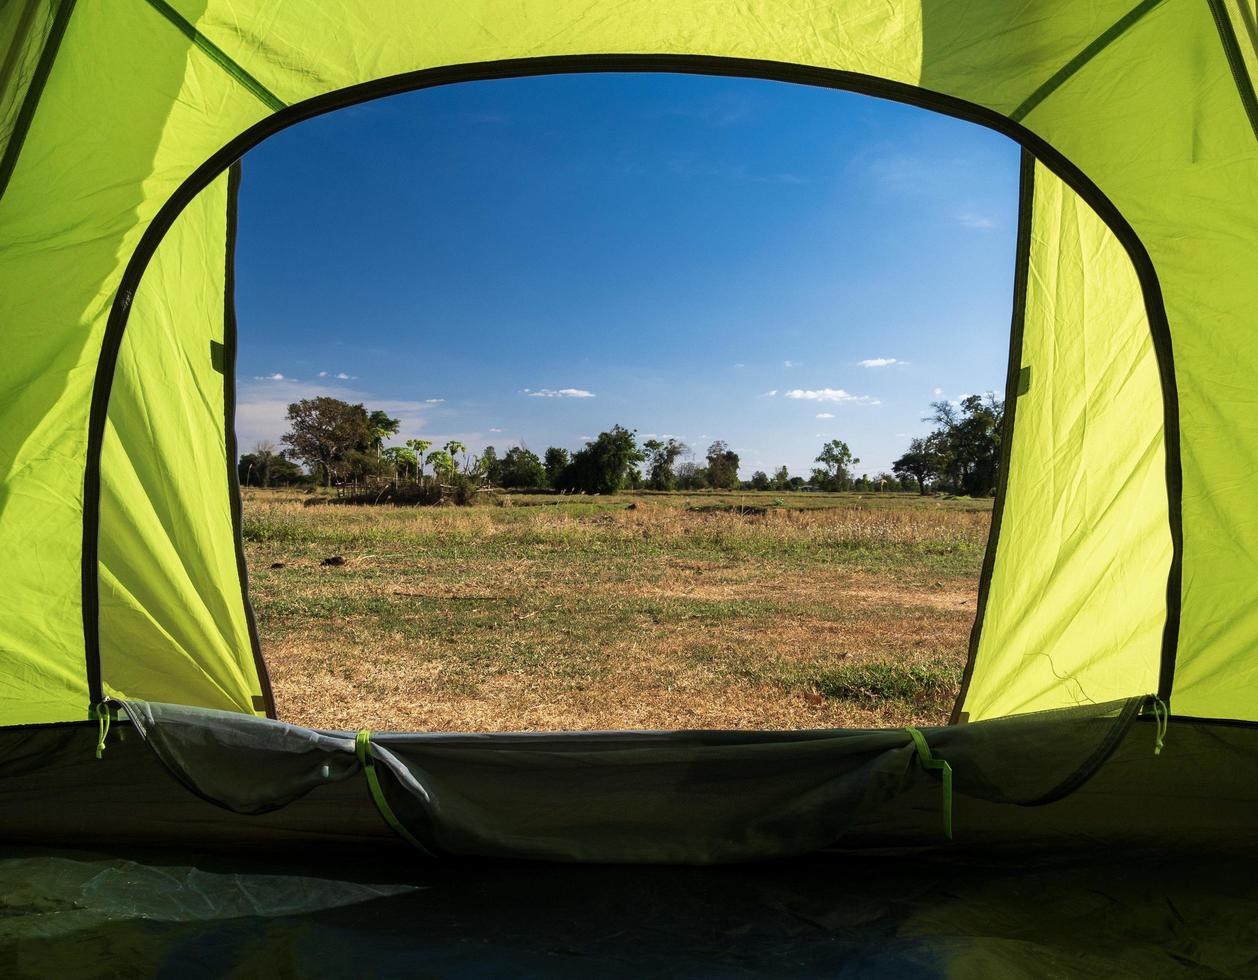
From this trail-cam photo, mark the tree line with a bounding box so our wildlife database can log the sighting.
[239,393,1004,498]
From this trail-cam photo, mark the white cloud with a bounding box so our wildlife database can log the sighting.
[733,362,746,369]
[761,389,778,398]
[815,412,835,419]
[580,435,593,443]
[958,212,996,230]
[489,427,503,433]
[933,387,944,396]
[336,372,353,380]
[235,377,449,450]
[524,388,595,398]
[859,357,900,368]
[784,388,879,405]
[318,371,328,378]
[783,360,798,368]
[424,398,445,404]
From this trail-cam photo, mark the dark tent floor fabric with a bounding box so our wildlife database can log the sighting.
[5,846,1258,976]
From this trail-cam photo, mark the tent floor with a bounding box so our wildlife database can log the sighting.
[4,844,1258,976]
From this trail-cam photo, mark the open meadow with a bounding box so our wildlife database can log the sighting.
[243,488,991,732]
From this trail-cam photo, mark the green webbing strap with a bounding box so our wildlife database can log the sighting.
[355,729,433,856]
[1151,696,1169,755]
[904,726,953,841]
[93,702,111,759]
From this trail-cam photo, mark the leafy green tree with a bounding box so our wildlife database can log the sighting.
[770,465,791,491]
[498,446,547,488]
[813,438,859,491]
[238,444,306,487]
[893,436,941,495]
[643,438,687,490]
[406,439,432,481]
[367,410,400,457]
[479,446,503,485]
[543,447,569,487]
[676,461,707,490]
[443,440,469,473]
[705,440,740,489]
[750,470,770,490]
[281,397,371,486]
[926,395,1004,496]
[425,449,455,482]
[382,445,418,481]
[555,425,644,494]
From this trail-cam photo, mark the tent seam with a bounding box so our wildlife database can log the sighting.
[0,0,78,204]
[140,0,285,114]
[1010,0,1167,122]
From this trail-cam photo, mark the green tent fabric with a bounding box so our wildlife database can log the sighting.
[3,0,1258,875]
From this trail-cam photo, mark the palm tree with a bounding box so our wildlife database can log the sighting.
[407,438,432,483]
[367,411,400,458]
[443,440,468,473]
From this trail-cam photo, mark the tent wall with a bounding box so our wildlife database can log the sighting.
[1,1,1256,724]
[959,157,1171,722]
[98,166,268,716]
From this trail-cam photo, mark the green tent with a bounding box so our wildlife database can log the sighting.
[3,0,1258,970]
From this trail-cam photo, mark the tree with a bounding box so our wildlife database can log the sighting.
[479,446,503,485]
[676,461,708,490]
[443,440,469,473]
[497,447,547,488]
[425,449,455,482]
[814,438,859,491]
[925,395,1004,496]
[750,470,770,491]
[543,447,569,487]
[771,465,790,491]
[238,445,306,487]
[381,445,418,482]
[893,437,942,495]
[705,440,741,489]
[281,397,371,486]
[555,425,644,494]
[642,438,687,490]
[367,410,400,457]
[406,439,432,482]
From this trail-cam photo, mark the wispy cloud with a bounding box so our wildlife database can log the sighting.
[235,376,446,449]
[933,387,945,396]
[424,398,445,404]
[524,388,595,398]
[859,357,901,368]
[958,212,996,230]
[761,389,778,398]
[784,388,880,405]
[783,360,799,368]
[815,412,835,419]
[489,427,503,433]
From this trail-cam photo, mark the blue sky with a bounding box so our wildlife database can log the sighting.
[235,72,1019,477]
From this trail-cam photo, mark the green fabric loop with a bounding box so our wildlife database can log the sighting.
[1151,696,1170,755]
[904,726,953,841]
[355,729,433,856]
[93,702,111,759]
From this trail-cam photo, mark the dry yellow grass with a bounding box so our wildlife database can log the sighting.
[244,489,990,732]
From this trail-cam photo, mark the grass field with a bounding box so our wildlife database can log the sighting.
[243,488,992,732]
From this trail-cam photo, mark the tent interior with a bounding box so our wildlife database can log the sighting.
[3,0,1258,972]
